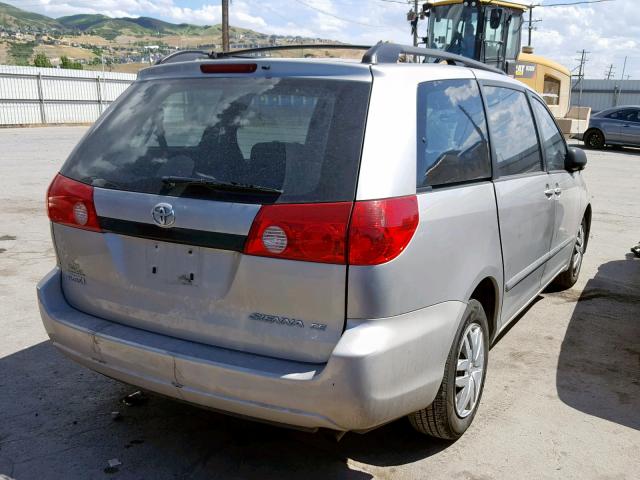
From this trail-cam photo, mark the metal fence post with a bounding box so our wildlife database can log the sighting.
[36,72,46,124]
[96,75,103,115]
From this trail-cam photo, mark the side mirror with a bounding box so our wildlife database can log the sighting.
[490,9,503,29]
[565,147,587,172]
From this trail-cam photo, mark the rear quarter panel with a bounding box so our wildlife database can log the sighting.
[347,183,503,320]
[350,65,504,321]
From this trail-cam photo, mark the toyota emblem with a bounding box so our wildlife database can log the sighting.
[151,203,175,228]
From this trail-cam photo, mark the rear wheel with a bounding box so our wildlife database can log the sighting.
[585,129,605,149]
[408,299,489,440]
[550,218,586,291]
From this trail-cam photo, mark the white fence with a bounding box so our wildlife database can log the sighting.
[0,65,136,126]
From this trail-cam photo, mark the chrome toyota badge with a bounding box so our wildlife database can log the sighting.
[151,203,175,228]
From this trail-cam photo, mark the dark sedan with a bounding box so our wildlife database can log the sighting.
[579,106,640,149]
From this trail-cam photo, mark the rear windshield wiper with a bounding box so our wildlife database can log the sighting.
[161,176,283,195]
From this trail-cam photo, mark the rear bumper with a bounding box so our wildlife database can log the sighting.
[37,267,464,431]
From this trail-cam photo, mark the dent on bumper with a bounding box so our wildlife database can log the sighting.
[37,267,464,431]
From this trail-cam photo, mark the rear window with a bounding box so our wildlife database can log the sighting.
[62,77,371,203]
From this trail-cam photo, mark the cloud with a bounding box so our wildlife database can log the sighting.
[535,1,640,78]
[5,0,640,77]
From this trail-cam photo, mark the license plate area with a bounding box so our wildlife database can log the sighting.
[146,241,202,286]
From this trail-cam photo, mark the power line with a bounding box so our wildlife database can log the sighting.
[526,0,616,46]
[537,0,616,7]
[292,0,388,28]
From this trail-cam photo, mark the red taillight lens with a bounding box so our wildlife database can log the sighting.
[47,174,101,232]
[244,196,419,266]
[348,196,419,266]
[244,202,352,264]
[200,63,258,74]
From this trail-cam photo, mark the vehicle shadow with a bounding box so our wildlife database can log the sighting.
[579,143,640,157]
[0,340,448,480]
[554,255,640,430]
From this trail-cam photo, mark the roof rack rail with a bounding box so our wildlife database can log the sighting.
[155,42,504,76]
[155,50,209,65]
[362,42,505,75]
[209,44,371,59]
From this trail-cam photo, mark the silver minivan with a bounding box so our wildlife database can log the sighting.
[38,43,591,440]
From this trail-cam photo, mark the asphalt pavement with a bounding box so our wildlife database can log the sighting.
[0,127,638,479]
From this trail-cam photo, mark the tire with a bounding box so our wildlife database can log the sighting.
[584,129,605,149]
[550,217,587,291]
[408,299,489,440]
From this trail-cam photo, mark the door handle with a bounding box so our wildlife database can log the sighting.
[544,188,554,198]
[554,188,562,196]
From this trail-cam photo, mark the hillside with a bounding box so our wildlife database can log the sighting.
[0,1,62,30]
[0,2,300,41]
[0,1,340,71]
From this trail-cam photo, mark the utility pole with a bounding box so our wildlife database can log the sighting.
[526,5,542,47]
[618,56,629,102]
[620,56,628,80]
[222,0,230,52]
[604,64,615,80]
[527,5,533,46]
[575,49,589,108]
[413,0,419,47]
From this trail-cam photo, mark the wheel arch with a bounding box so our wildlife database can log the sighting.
[469,276,500,342]
[583,203,592,253]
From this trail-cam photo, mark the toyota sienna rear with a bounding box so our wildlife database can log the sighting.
[38,43,591,440]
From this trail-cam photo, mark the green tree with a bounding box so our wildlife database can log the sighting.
[33,53,52,68]
[60,56,83,70]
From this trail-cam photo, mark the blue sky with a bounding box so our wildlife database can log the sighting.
[7,0,640,77]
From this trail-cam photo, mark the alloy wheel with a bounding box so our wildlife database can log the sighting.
[572,224,585,276]
[455,323,485,418]
[588,131,604,148]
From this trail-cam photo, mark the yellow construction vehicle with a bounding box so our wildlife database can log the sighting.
[421,0,589,135]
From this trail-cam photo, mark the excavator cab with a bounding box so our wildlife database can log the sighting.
[424,1,524,73]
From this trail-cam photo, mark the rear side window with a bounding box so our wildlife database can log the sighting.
[62,77,371,204]
[484,86,542,177]
[417,79,491,188]
[606,109,631,120]
[531,98,567,171]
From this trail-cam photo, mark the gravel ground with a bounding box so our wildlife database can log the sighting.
[0,127,638,480]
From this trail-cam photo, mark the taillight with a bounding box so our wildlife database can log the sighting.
[244,202,352,264]
[244,196,419,265]
[47,174,101,232]
[348,196,419,266]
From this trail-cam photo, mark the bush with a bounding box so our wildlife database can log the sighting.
[9,41,36,66]
[60,56,83,70]
[33,53,52,68]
